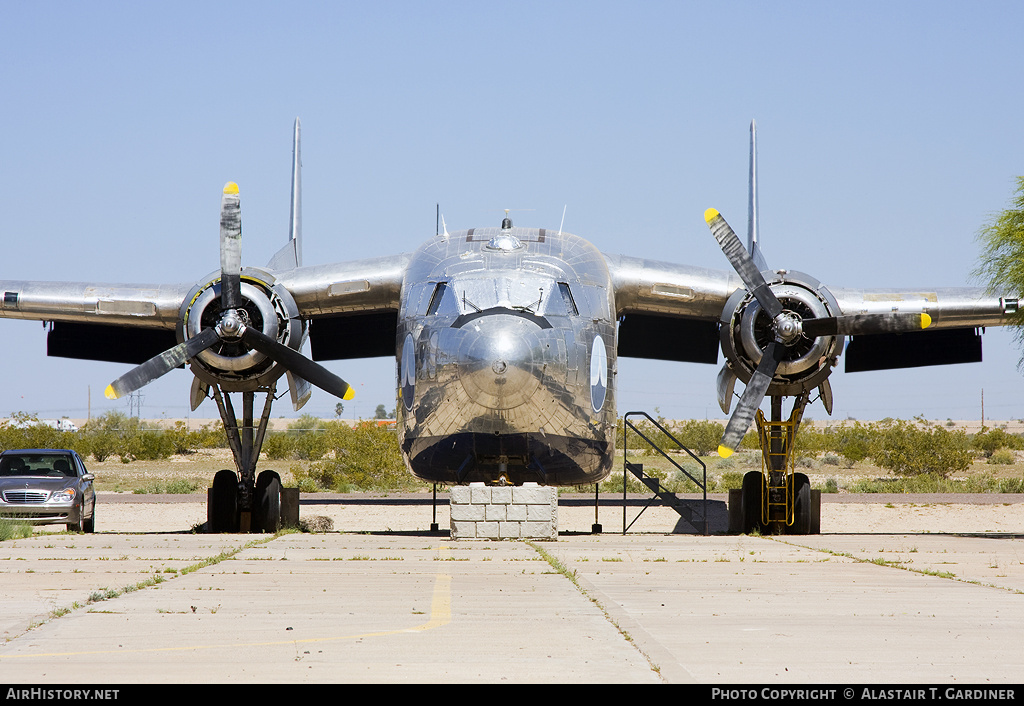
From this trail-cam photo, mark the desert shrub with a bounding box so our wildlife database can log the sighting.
[287,414,330,461]
[618,418,659,455]
[793,421,829,457]
[833,421,877,465]
[262,432,297,460]
[164,421,222,454]
[869,418,972,478]
[599,470,655,494]
[987,448,1015,465]
[973,427,1024,457]
[673,419,725,457]
[0,413,80,454]
[718,471,745,491]
[295,421,417,492]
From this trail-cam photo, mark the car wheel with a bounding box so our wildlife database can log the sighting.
[67,511,84,533]
[83,504,95,533]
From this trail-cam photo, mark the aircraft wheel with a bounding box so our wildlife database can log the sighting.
[787,472,812,535]
[211,469,240,533]
[741,471,764,534]
[253,470,282,534]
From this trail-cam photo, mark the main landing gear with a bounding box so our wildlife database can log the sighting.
[204,384,287,533]
[737,393,820,535]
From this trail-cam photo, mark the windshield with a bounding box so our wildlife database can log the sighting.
[431,276,575,316]
[0,453,76,477]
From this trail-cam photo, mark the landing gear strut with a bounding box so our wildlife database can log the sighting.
[205,383,286,533]
[738,393,820,534]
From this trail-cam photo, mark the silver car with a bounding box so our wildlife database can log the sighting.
[0,449,96,532]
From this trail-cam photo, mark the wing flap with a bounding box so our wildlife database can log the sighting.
[845,327,983,372]
[617,313,719,364]
[47,322,179,365]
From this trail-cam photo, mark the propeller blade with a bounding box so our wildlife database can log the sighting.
[718,341,781,457]
[801,311,931,338]
[105,327,220,400]
[239,326,355,401]
[220,182,243,310]
[705,208,782,319]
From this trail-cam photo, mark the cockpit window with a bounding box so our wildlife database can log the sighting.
[426,282,459,316]
[557,282,578,316]
[447,276,570,316]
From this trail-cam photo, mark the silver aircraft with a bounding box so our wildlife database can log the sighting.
[0,120,1016,532]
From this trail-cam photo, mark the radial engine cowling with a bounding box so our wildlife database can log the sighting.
[178,269,305,392]
[719,270,843,398]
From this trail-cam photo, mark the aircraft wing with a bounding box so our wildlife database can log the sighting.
[0,253,411,367]
[605,252,1019,372]
[605,253,739,364]
[0,279,191,365]
[276,254,411,361]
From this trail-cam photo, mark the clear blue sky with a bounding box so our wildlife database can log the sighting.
[2,1,1023,423]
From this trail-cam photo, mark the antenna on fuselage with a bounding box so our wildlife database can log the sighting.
[435,203,449,237]
[558,205,566,235]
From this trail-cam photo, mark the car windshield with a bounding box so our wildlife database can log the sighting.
[0,454,76,478]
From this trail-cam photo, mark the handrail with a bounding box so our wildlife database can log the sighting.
[621,411,708,534]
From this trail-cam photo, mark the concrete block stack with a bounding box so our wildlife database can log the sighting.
[450,482,557,540]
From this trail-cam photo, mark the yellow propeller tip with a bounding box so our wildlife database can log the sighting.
[921,312,932,329]
[343,388,355,401]
[718,445,734,458]
[104,384,119,400]
[223,182,239,195]
[704,208,720,224]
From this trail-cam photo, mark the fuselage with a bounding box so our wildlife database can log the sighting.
[396,223,617,485]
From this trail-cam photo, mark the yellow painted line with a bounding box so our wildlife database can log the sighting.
[0,545,452,660]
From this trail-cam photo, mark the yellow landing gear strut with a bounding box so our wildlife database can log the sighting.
[740,394,819,534]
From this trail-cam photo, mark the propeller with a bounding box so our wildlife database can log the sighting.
[239,326,353,400]
[706,208,930,456]
[106,182,355,403]
[718,341,782,457]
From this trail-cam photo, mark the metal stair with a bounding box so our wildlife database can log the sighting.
[621,412,708,535]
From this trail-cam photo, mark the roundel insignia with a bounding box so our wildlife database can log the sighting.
[401,333,416,411]
[590,334,608,412]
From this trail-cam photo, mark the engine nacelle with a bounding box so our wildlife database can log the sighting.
[178,268,304,392]
[719,270,843,397]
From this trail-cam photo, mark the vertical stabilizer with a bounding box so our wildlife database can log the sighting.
[268,117,303,271]
[289,117,302,267]
[747,120,769,273]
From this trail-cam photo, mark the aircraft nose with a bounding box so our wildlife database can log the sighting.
[457,315,544,410]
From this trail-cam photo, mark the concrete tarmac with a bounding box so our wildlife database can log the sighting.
[1,495,1022,684]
